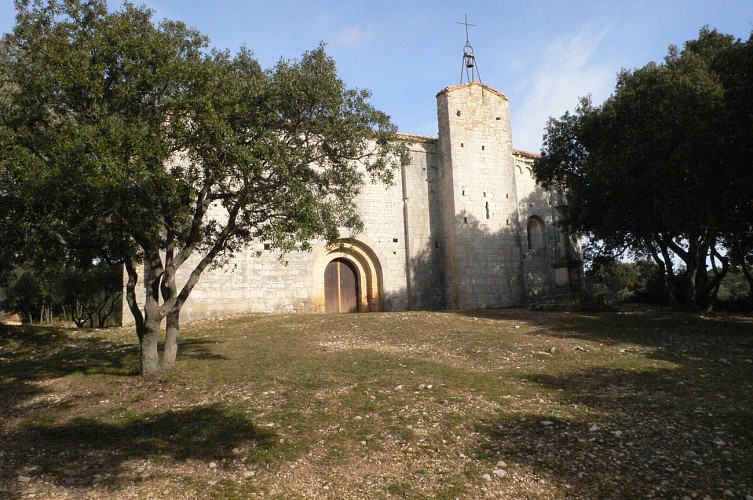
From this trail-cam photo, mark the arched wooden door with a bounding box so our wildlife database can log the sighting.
[324,258,359,313]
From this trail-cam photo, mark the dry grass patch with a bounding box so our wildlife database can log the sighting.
[1,308,752,499]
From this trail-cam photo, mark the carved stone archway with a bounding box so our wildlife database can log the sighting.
[311,238,383,313]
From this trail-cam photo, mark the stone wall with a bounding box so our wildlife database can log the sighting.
[121,81,579,326]
[122,139,435,325]
[436,82,524,309]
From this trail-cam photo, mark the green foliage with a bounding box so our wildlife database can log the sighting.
[0,0,405,373]
[1,262,122,326]
[1,270,45,324]
[585,259,667,306]
[716,270,753,311]
[535,28,753,309]
[54,262,122,327]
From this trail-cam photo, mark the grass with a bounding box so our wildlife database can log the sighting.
[1,308,752,499]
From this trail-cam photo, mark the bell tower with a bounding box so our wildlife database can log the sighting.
[435,19,524,309]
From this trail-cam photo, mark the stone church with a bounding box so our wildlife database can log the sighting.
[124,76,581,324]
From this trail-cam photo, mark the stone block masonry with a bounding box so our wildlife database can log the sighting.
[122,81,578,325]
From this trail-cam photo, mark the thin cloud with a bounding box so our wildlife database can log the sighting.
[335,24,378,47]
[512,26,616,153]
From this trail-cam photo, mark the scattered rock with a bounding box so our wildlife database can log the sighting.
[574,345,586,352]
[611,430,623,437]
[243,471,255,479]
[514,325,521,329]
[232,448,240,454]
[395,385,404,391]
[589,424,599,432]
[493,468,508,478]
[496,460,507,468]
[209,462,217,468]
[549,347,556,354]
[723,490,734,498]
[540,420,554,426]
[481,473,492,481]
[17,475,31,483]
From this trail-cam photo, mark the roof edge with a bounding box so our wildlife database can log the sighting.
[513,149,540,159]
[436,81,508,101]
[396,132,438,143]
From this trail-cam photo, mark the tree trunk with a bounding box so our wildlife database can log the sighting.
[161,309,180,370]
[140,315,162,375]
[731,238,753,308]
[140,254,166,375]
[651,237,676,305]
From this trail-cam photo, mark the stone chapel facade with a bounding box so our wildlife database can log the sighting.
[123,80,581,324]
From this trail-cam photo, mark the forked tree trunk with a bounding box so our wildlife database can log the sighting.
[139,255,166,375]
[140,316,162,375]
[162,309,180,370]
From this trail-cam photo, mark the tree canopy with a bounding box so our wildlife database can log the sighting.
[535,28,753,308]
[0,0,406,374]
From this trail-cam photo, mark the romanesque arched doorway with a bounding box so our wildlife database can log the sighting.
[311,238,384,313]
[324,258,360,313]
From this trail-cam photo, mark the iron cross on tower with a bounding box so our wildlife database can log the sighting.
[457,14,481,84]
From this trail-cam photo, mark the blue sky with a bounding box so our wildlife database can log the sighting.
[1,1,751,152]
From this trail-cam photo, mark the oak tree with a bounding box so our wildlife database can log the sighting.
[535,28,752,308]
[0,0,405,374]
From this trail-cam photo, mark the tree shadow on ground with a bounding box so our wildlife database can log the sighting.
[1,403,277,494]
[472,312,753,498]
[459,308,753,364]
[0,324,137,421]
[0,324,135,380]
[0,325,229,420]
[178,337,229,361]
[476,368,753,497]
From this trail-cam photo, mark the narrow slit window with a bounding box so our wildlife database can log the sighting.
[485,202,490,219]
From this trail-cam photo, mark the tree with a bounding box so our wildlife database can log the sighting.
[713,32,753,307]
[535,28,751,309]
[1,269,45,324]
[0,0,405,374]
[55,261,122,328]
